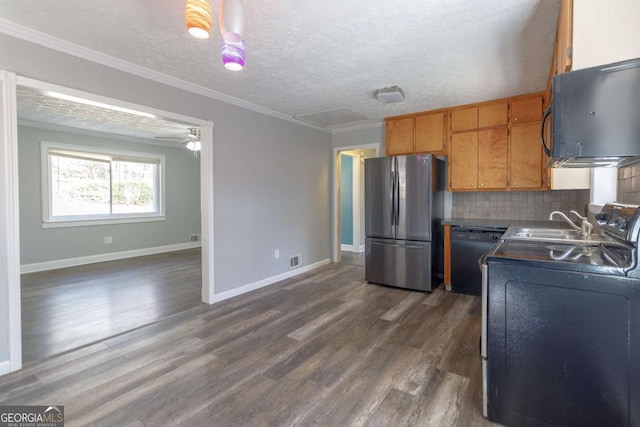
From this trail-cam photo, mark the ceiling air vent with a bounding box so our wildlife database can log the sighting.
[295,108,368,128]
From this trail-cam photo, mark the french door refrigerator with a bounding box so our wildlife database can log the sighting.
[364,154,444,292]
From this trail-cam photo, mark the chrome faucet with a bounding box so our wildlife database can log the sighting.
[570,210,594,238]
[548,210,593,238]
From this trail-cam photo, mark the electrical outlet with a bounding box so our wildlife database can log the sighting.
[274,249,280,259]
[104,237,113,244]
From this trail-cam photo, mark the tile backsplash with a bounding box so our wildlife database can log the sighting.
[618,162,640,204]
[451,190,590,221]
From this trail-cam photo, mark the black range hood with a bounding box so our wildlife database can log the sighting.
[544,57,640,168]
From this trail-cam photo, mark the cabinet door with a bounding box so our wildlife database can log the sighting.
[478,128,508,190]
[511,123,543,189]
[450,132,478,190]
[386,117,414,155]
[450,107,477,132]
[555,0,573,74]
[415,112,445,153]
[511,96,543,124]
[478,103,508,128]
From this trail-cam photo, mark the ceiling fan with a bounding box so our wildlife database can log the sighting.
[155,127,201,152]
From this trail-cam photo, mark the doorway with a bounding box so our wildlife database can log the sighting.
[0,73,214,373]
[333,144,379,265]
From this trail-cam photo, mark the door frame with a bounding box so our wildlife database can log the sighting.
[338,152,359,253]
[332,143,380,262]
[0,71,215,374]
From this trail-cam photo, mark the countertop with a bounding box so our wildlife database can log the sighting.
[442,218,561,229]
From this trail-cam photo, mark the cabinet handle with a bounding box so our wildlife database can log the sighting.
[514,117,519,121]
[471,122,476,128]
[471,183,476,187]
[480,122,485,126]
[513,182,518,186]
[479,183,484,187]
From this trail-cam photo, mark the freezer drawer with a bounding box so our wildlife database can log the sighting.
[365,237,433,292]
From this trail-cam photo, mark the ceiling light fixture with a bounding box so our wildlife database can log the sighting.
[45,92,156,118]
[186,140,202,152]
[221,39,246,71]
[219,0,246,71]
[185,0,213,39]
[374,86,405,103]
[219,0,245,42]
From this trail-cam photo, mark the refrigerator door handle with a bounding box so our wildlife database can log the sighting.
[390,170,396,226]
[395,161,400,228]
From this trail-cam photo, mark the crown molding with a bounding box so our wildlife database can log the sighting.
[330,121,384,134]
[0,18,334,133]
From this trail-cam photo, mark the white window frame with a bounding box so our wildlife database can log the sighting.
[41,141,166,228]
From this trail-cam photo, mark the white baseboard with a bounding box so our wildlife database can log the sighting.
[212,258,331,304]
[0,361,10,376]
[341,244,355,252]
[358,244,365,253]
[20,242,201,274]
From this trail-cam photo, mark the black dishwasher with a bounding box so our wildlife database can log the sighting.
[450,226,505,296]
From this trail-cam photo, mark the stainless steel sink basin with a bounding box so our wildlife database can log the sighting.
[505,227,604,244]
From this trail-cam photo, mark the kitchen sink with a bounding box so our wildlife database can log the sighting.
[505,227,604,244]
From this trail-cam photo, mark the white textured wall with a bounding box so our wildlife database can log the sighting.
[572,0,640,70]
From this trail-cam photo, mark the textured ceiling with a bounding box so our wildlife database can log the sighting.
[0,0,560,129]
[17,86,196,142]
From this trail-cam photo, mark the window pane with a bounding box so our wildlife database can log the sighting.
[51,154,111,217]
[111,160,157,214]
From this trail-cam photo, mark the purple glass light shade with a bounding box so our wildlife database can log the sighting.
[221,39,245,71]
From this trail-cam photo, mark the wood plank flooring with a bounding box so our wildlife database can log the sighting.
[4,261,498,426]
[21,249,202,364]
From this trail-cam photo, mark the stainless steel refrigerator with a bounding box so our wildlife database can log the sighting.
[364,154,444,292]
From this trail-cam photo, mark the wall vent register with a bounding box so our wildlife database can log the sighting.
[289,255,300,269]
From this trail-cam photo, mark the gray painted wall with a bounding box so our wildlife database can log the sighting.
[0,33,333,364]
[18,125,201,264]
[332,125,385,152]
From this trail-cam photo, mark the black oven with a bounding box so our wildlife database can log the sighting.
[481,203,640,426]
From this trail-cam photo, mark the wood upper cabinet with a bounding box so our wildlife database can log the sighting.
[511,123,543,189]
[450,103,508,132]
[478,103,508,128]
[386,112,447,156]
[449,129,508,191]
[478,128,508,190]
[511,96,543,124]
[387,93,547,192]
[415,112,446,153]
[555,0,573,75]
[386,117,414,155]
[545,0,572,107]
[450,107,478,132]
[450,132,478,190]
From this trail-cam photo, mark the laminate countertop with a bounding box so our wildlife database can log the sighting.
[442,218,563,229]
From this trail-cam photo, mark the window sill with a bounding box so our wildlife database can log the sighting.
[42,216,166,228]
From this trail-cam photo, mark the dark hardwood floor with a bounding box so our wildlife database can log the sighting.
[21,249,203,364]
[4,261,497,426]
